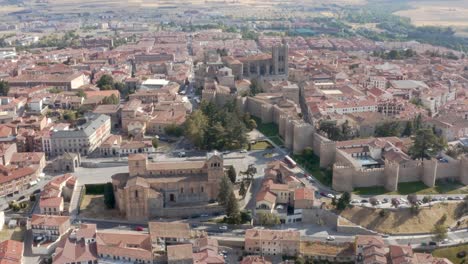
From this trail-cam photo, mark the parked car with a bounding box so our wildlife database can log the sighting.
[240,149,247,153]
[135,226,144,231]
[219,226,228,230]
[361,199,369,203]
[454,196,463,200]
[306,176,313,181]
[326,194,335,199]
[429,241,437,246]
[200,214,209,217]
[351,199,359,204]
[33,189,41,194]
[382,198,389,204]
[320,192,326,197]
[326,236,335,241]
[381,234,389,238]
[442,239,449,244]
[18,195,25,201]
[447,197,454,201]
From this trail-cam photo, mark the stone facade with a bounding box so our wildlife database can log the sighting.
[112,152,224,221]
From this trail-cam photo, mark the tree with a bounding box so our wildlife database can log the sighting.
[97,74,114,89]
[218,176,233,206]
[0,80,10,96]
[241,164,257,180]
[102,94,119,104]
[164,124,184,137]
[249,79,262,96]
[76,90,86,98]
[256,211,281,226]
[226,191,241,224]
[375,121,401,137]
[152,137,159,149]
[62,110,77,122]
[336,192,351,210]
[407,194,418,205]
[422,195,432,204]
[103,182,115,209]
[319,121,343,141]
[432,223,448,241]
[341,120,353,140]
[227,166,236,183]
[247,119,257,130]
[402,121,413,137]
[409,129,447,160]
[184,110,209,148]
[101,84,115,90]
[239,181,247,196]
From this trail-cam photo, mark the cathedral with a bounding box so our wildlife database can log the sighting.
[112,151,224,221]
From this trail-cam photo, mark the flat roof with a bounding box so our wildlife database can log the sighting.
[142,79,169,86]
[321,90,343,95]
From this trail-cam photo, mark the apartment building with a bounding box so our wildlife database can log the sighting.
[96,231,153,264]
[52,224,99,264]
[31,214,71,241]
[244,229,300,257]
[7,72,87,90]
[50,114,111,157]
[39,174,76,215]
[0,165,37,197]
[0,143,17,166]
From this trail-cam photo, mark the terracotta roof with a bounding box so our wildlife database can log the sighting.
[167,244,193,262]
[31,214,70,228]
[0,166,35,185]
[245,229,300,242]
[241,256,272,264]
[53,225,98,264]
[39,196,63,208]
[96,231,152,261]
[0,240,23,264]
[149,222,191,240]
[294,188,314,201]
[256,190,276,204]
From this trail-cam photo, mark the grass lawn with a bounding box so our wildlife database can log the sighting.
[250,140,273,150]
[432,243,468,264]
[252,117,284,147]
[79,194,122,220]
[353,181,468,195]
[0,225,26,242]
[292,152,332,187]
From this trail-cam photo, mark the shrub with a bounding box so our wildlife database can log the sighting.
[84,184,106,194]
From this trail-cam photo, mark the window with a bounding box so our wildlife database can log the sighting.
[135,190,139,198]
[180,188,184,193]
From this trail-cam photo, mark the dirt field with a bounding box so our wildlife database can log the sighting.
[395,1,468,35]
[340,202,467,234]
[79,194,122,220]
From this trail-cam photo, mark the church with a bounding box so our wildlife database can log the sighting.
[112,151,224,221]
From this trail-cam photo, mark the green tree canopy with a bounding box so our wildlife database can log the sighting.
[409,129,446,160]
[97,74,114,89]
[375,121,401,137]
[227,166,236,184]
[0,80,9,96]
[152,137,159,149]
[256,211,281,226]
[218,176,233,206]
[226,190,241,224]
[164,124,184,137]
[103,182,115,209]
